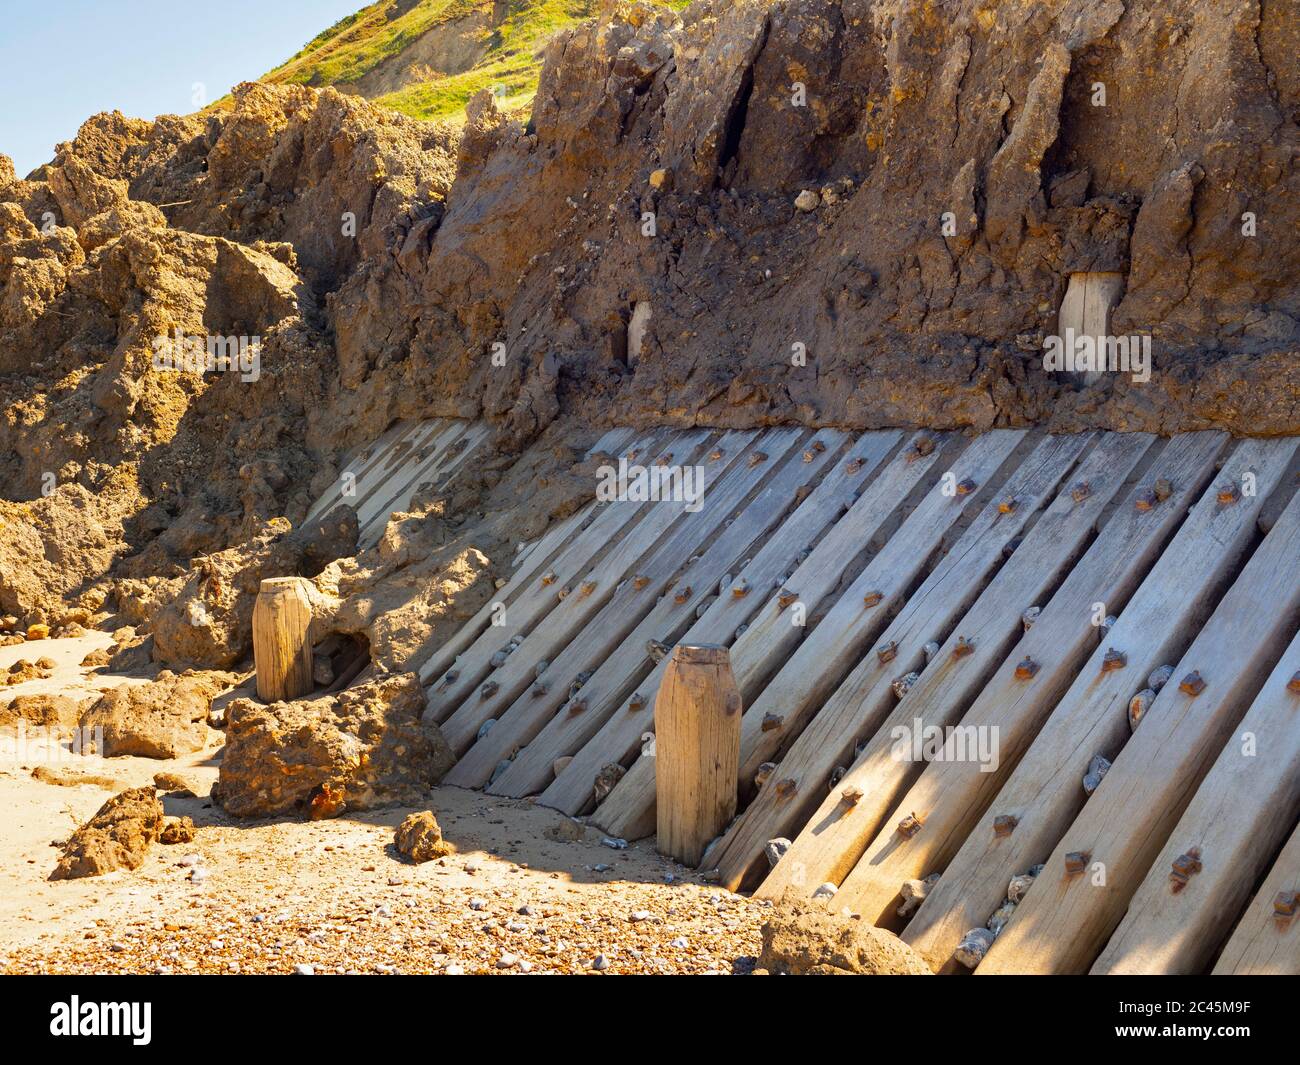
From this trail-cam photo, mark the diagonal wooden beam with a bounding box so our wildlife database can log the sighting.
[1093,625,1300,973]
[537,430,906,816]
[748,433,1153,900]
[902,437,1289,972]
[977,484,1300,974]
[824,432,1226,924]
[1213,816,1300,975]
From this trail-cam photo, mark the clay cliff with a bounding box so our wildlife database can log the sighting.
[1,0,1296,643]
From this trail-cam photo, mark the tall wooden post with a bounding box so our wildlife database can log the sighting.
[655,644,742,866]
[1058,271,1125,384]
[253,577,314,702]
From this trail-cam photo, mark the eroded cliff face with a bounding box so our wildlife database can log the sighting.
[1,0,1296,633]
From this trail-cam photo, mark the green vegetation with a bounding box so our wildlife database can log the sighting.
[262,0,692,124]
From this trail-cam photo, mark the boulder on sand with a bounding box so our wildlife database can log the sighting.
[394,811,454,863]
[214,672,454,819]
[49,786,164,880]
[79,670,233,758]
[757,902,933,975]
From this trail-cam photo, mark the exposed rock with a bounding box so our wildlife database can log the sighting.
[214,672,454,819]
[49,786,163,880]
[394,810,454,862]
[159,816,196,844]
[0,693,87,729]
[758,902,932,976]
[79,670,232,758]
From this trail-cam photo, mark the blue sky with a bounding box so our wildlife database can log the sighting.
[0,0,363,176]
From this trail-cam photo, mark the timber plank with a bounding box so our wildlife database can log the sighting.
[977,485,1300,974]
[304,419,419,524]
[1093,626,1300,973]
[539,430,906,816]
[591,428,986,841]
[728,429,1112,894]
[1213,817,1300,975]
[420,430,682,713]
[439,429,788,757]
[353,420,468,533]
[828,432,1224,924]
[903,437,1286,972]
[482,428,849,798]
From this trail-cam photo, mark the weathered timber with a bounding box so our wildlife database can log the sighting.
[253,577,315,702]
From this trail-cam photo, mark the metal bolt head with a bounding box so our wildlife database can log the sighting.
[1179,671,1207,696]
[897,813,924,839]
[633,574,650,590]
[1153,477,1173,501]
[541,571,557,586]
[1065,850,1091,875]
[1135,489,1158,511]
[846,457,864,473]
[580,580,597,597]
[1274,891,1298,918]
[775,778,797,798]
[1071,481,1092,503]
[1101,647,1127,672]
[841,785,863,806]
[480,680,498,699]
[777,589,798,609]
[732,579,750,599]
[877,640,898,664]
[748,450,768,468]
[952,636,975,658]
[863,590,884,608]
[1014,657,1040,680]
[708,448,725,462]
[998,495,1019,514]
[673,585,692,604]
[760,713,784,733]
[1216,483,1241,505]
[912,436,935,458]
[993,814,1019,838]
[956,477,977,496]
[1287,671,1300,694]
[629,693,646,711]
[567,697,588,715]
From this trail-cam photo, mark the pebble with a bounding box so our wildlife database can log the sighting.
[630,910,652,923]
[811,882,837,899]
[293,963,315,976]
[601,837,628,850]
[590,954,609,970]
[469,898,488,911]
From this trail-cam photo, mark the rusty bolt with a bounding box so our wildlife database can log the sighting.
[541,571,557,586]
[566,697,588,715]
[748,450,768,468]
[709,448,725,462]
[775,778,797,799]
[863,590,884,608]
[531,682,547,698]
[1015,657,1040,680]
[777,589,798,610]
[912,436,936,458]
[998,495,1020,514]
[732,579,750,599]
[841,785,864,806]
[1274,891,1298,918]
[1169,847,1203,893]
[1101,647,1127,673]
[1065,851,1091,876]
[993,814,1019,838]
[632,574,651,590]
[480,680,499,700]
[1179,671,1207,696]
[1153,477,1173,501]
[760,713,784,733]
[1022,605,1041,632]
[1216,483,1241,505]
[580,580,597,597]
[956,477,978,496]
[673,585,692,604]
[803,440,826,462]
[897,813,924,839]
[892,672,919,699]
[878,640,899,664]
[659,452,674,465]
[557,585,572,601]
[1071,481,1092,503]
[754,762,776,788]
[953,636,975,658]
[629,693,646,712]
[1287,671,1300,694]
[846,457,864,474]
[1135,489,1158,511]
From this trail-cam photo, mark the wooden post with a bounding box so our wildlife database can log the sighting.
[253,577,314,702]
[1058,272,1125,384]
[655,644,742,866]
